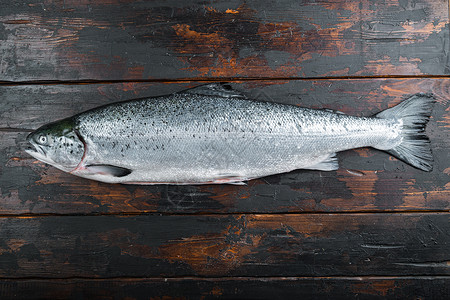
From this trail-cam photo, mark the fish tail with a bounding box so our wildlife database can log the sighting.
[375,93,435,171]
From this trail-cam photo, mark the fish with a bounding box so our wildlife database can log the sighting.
[25,83,434,185]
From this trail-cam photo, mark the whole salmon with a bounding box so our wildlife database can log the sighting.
[25,84,434,185]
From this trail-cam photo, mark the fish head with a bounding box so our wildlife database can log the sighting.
[25,118,85,172]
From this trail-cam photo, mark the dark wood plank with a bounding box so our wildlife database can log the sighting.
[0,213,448,278]
[0,277,449,300]
[1,80,448,214]
[0,0,448,81]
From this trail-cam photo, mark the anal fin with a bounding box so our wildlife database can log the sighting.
[304,153,339,171]
[208,174,248,185]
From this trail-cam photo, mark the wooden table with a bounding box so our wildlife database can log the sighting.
[0,1,449,298]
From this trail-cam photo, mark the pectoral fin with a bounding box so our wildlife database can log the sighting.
[86,164,132,177]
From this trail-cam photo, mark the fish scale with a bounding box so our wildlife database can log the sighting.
[25,84,434,184]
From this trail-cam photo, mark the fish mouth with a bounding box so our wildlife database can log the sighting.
[25,142,55,165]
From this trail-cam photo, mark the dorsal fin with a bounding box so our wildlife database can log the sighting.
[322,108,346,115]
[181,83,245,98]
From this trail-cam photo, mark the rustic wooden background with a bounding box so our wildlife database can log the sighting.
[0,0,449,299]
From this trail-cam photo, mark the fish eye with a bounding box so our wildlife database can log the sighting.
[38,135,47,144]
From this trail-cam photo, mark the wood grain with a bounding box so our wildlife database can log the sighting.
[0,0,448,81]
[0,277,449,300]
[0,213,448,278]
[1,80,448,215]
[1,1,449,297]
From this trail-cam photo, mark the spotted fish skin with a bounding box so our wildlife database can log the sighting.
[26,84,434,184]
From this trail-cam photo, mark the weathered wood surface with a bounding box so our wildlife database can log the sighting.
[1,0,449,298]
[1,277,449,300]
[0,214,448,278]
[1,79,448,215]
[0,0,449,81]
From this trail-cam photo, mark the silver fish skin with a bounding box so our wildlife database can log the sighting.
[25,84,434,185]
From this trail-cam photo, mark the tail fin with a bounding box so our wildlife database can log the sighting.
[375,93,435,171]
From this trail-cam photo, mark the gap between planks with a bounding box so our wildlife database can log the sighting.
[1,275,449,281]
[1,74,450,86]
[0,211,448,219]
